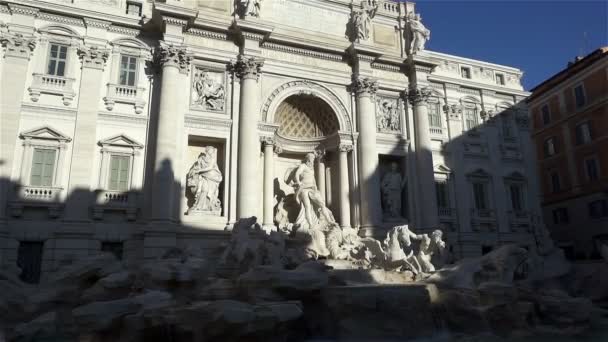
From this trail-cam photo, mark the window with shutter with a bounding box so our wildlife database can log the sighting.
[464,106,478,130]
[509,184,523,211]
[108,155,130,191]
[473,182,487,210]
[435,181,449,209]
[30,149,57,187]
[428,102,442,128]
[119,55,138,86]
[47,43,68,77]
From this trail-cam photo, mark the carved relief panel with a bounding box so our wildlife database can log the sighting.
[191,67,226,113]
[376,96,401,133]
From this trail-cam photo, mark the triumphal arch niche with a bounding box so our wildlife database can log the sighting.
[259,82,355,234]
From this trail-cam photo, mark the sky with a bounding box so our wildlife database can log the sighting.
[408,0,608,90]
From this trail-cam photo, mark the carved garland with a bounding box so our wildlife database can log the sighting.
[261,80,352,133]
[78,45,109,70]
[1,32,37,59]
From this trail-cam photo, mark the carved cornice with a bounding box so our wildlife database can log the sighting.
[184,115,232,131]
[109,26,140,37]
[84,18,111,30]
[154,43,192,75]
[262,42,342,62]
[163,16,189,27]
[351,76,378,97]
[78,45,109,70]
[1,32,37,59]
[8,4,38,17]
[371,62,401,73]
[458,87,480,96]
[232,55,264,80]
[407,86,433,105]
[186,28,229,41]
[0,4,9,14]
[38,12,85,27]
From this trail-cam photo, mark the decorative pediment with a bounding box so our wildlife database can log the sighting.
[467,168,491,179]
[98,134,143,149]
[20,126,71,142]
[504,171,526,181]
[460,95,481,105]
[38,24,81,38]
[434,164,452,174]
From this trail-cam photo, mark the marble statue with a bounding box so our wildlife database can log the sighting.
[237,0,262,18]
[405,12,430,55]
[193,71,225,111]
[376,98,400,132]
[381,162,405,219]
[186,146,223,215]
[416,230,446,273]
[350,0,378,41]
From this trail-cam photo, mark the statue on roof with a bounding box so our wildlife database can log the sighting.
[349,0,378,42]
[236,0,262,18]
[405,12,431,55]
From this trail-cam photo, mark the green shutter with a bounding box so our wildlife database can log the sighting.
[108,155,130,191]
[30,149,56,186]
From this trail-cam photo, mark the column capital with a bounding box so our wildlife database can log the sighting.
[338,144,354,153]
[406,86,432,106]
[233,55,264,80]
[153,42,192,75]
[260,136,275,146]
[1,32,36,59]
[78,45,109,70]
[351,76,378,97]
[274,143,283,155]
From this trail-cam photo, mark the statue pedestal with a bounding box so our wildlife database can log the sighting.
[186,208,221,216]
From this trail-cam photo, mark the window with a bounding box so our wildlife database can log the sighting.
[472,182,488,210]
[550,171,561,193]
[495,73,505,85]
[464,106,478,130]
[541,105,551,126]
[552,207,569,224]
[126,1,142,16]
[509,184,524,211]
[575,122,592,145]
[544,137,557,157]
[435,181,449,209]
[428,102,442,128]
[17,241,43,284]
[585,158,599,181]
[108,155,130,191]
[47,43,68,77]
[101,241,124,260]
[119,55,138,86]
[574,85,586,108]
[502,117,514,139]
[30,148,57,187]
[588,200,608,219]
[461,67,471,79]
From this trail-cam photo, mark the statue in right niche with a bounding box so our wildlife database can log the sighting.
[381,162,405,219]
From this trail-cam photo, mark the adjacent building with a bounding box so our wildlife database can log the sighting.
[528,47,608,261]
[0,0,543,282]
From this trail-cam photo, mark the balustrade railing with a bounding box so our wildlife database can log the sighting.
[104,83,146,114]
[29,73,76,105]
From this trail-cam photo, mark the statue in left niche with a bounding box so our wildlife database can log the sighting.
[192,70,225,111]
[236,0,262,18]
[186,146,223,215]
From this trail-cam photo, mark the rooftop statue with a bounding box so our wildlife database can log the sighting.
[405,12,431,55]
[236,0,262,18]
[349,0,378,42]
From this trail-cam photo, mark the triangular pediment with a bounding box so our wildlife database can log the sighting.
[467,168,491,178]
[434,164,452,174]
[505,171,526,181]
[99,134,143,149]
[20,126,71,142]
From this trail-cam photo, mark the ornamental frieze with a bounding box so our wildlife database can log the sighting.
[192,68,226,112]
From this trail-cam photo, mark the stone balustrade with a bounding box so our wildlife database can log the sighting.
[28,73,76,105]
[93,190,138,221]
[8,185,64,218]
[103,83,146,114]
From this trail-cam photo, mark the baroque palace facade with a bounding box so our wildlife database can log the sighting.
[0,0,542,279]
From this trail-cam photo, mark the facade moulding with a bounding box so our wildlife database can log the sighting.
[261,41,344,62]
[428,75,530,97]
[185,28,229,41]
[184,114,232,131]
[37,12,85,27]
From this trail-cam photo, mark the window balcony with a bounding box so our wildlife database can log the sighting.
[471,208,496,220]
[28,73,76,106]
[8,185,64,218]
[430,127,443,135]
[103,83,146,114]
[438,207,456,219]
[93,190,138,221]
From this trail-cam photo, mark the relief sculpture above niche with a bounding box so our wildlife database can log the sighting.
[192,68,226,112]
[376,96,400,133]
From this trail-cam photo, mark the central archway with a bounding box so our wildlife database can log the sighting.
[274,94,339,139]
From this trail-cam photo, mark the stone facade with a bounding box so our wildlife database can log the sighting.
[0,0,542,280]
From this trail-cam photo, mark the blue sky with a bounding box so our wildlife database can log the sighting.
[409,0,608,90]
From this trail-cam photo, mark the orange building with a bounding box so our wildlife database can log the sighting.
[528,47,608,260]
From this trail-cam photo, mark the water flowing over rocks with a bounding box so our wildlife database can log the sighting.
[1,218,607,341]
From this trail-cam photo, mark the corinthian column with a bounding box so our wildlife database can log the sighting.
[407,86,439,229]
[352,76,383,236]
[338,144,353,229]
[315,149,327,202]
[0,33,36,221]
[261,137,277,230]
[149,43,192,222]
[234,55,264,219]
[64,45,110,221]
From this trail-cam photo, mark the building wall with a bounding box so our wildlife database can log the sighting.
[0,0,542,279]
[529,49,608,260]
